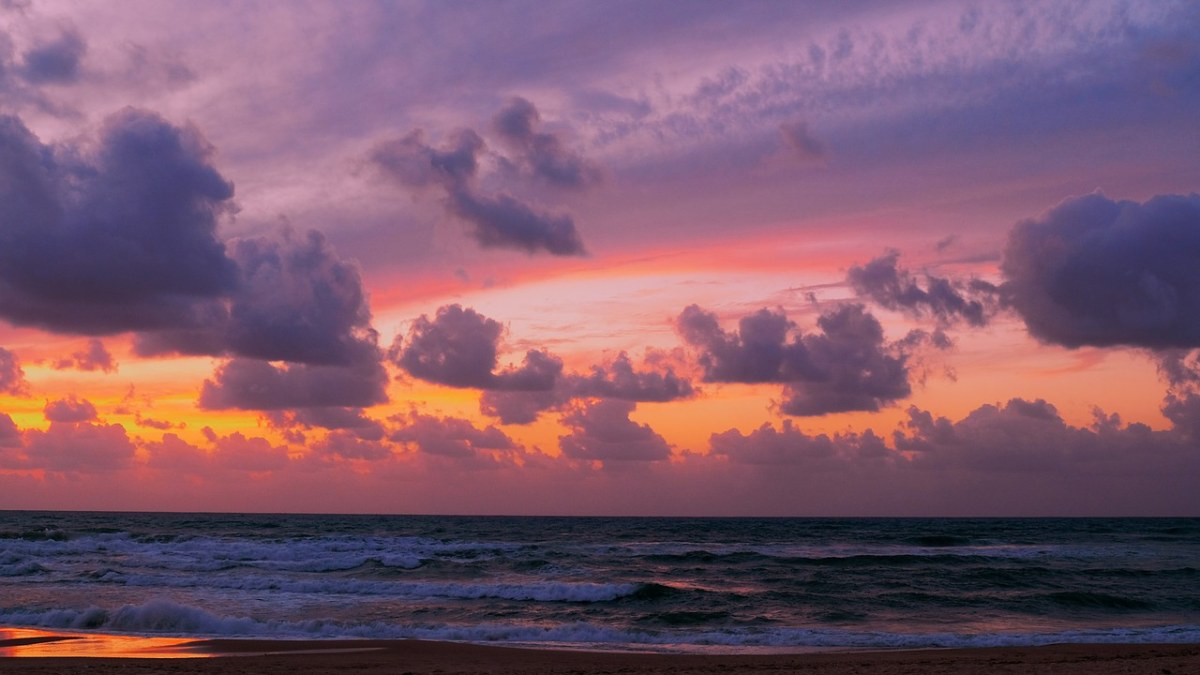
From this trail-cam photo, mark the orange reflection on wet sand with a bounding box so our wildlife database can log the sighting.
[0,628,205,658]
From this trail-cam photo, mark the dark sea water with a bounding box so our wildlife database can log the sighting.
[1,512,1198,652]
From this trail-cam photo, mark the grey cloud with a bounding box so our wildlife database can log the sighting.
[848,251,994,327]
[569,352,693,402]
[478,389,567,425]
[52,339,116,373]
[197,353,388,411]
[393,304,562,391]
[0,109,238,335]
[677,303,911,415]
[269,407,384,441]
[43,396,97,423]
[19,28,85,85]
[0,347,27,395]
[371,102,588,257]
[313,430,393,461]
[558,399,670,462]
[492,96,600,189]
[1001,193,1200,349]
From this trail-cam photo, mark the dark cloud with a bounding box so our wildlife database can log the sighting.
[43,396,97,423]
[197,354,388,411]
[371,102,589,257]
[19,28,86,85]
[848,251,995,327]
[478,389,567,425]
[447,187,586,256]
[558,399,670,462]
[134,414,182,431]
[1001,192,1200,349]
[52,339,116,373]
[492,96,600,189]
[0,347,27,395]
[0,413,20,447]
[677,303,912,415]
[269,407,384,441]
[0,108,238,335]
[778,121,825,162]
[393,304,562,390]
[312,430,393,461]
[390,412,516,460]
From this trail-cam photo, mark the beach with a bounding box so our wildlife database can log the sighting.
[2,637,1199,674]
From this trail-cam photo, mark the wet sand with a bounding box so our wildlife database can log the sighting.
[1,635,1198,674]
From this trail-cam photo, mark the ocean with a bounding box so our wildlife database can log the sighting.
[1,512,1198,652]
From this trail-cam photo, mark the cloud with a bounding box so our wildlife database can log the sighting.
[677,303,912,415]
[204,429,290,473]
[19,27,86,85]
[390,412,517,461]
[710,419,888,467]
[393,304,562,390]
[778,121,825,162]
[478,389,567,425]
[848,250,995,327]
[197,354,389,411]
[370,102,589,256]
[568,351,694,402]
[1001,192,1200,349]
[20,421,135,472]
[43,396,98,423]
[52,339,117,373]
[268,407,384,441]
[312,430,393,461]
[0,413,20,447]
[558,399,670,462]
[0,108,238,335]
[0,347,28,395]
[492,96,600,189]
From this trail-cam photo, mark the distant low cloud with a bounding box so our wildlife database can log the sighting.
[0,347,28,395]
[52,339,117,373]
[390,411,518,464]
[371,99,589,256]
[848,250,996,327]
[558,399,671,462]
[1001,192,1200,349]
[43,396,98,423]
[18,421,135,472]
[198,353,388,411]
[711,420,887,467]
[677,303,912,415]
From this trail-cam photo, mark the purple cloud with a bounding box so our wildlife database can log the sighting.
[0,347,28,395]
[52,339,117,373]
[558,399,670,462]
[198,354,388,411]
[493,96,600,189]
[19,27,86,85]
[43,396,98,423]
[1002,192,1200,349]
[848,250,995,327]
[678,303,911,415]
[390,412,517,461]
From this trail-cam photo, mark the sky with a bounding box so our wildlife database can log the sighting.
[0,0,1198,516]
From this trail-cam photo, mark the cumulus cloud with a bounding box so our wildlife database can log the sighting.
[390,412,517,461]
[569,351,694,402]
[43,396,98,423]
[0,108,238,335]
[268,407,384,441]
[52,339,117,373]
[710,420,888,466]
[371,101,589,256]
[19,27,86,85]
[492,96,600,189]
[0,347,28,395]
[19,421,135,472]
[393,304,562,390]
[848,250,995,327]
[1001,192,1200,349]
[677,303,912,415]
[478,389,567,425]
[558,399,670,462]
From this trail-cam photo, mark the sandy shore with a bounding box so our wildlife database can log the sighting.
[1,636,1198,674]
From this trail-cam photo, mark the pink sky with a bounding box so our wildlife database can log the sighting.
[1,0,1198,515]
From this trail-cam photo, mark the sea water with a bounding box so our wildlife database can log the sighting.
[1,512,1197,652]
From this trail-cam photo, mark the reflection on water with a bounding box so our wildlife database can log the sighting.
[0,628,205,658]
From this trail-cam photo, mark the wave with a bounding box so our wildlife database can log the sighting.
[2,599,1199,650]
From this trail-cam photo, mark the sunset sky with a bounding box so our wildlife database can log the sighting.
[1,0,1198,515]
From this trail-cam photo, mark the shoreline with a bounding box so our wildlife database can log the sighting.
[2,634,1199,674]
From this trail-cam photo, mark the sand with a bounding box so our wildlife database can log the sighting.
[1,636,1199,675]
